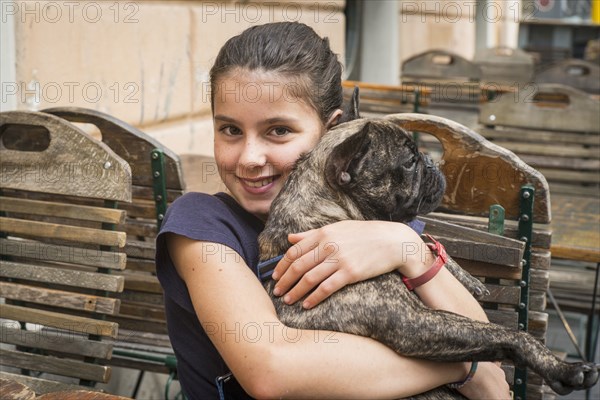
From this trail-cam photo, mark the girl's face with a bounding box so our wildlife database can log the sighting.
[213,69,337,221]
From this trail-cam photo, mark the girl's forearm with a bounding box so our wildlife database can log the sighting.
[238,326,469,399]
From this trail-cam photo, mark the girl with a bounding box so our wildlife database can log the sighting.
[156,22,510,399]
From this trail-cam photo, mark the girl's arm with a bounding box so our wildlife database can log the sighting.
[167,234,476,399]
[272,220,510,398]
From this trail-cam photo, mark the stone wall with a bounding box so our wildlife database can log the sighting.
[2,0,346,156]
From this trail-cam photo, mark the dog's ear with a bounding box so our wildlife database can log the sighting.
[325,122,371,188]
[338,86,361,124]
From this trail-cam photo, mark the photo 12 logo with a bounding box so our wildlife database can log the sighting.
[2,81,140,107]
[1,1,140,24]
[198,2,340,24]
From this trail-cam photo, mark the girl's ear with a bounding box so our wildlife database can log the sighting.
[325,108,344,129]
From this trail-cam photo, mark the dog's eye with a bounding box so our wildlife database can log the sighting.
[402,155,417,168]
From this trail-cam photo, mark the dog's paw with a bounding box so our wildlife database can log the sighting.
[466,278,489,299]
[548,362,599,395]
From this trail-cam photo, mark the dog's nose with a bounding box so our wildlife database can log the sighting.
[422,153,434,168]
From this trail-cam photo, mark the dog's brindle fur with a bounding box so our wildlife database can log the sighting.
[258,110,598,398]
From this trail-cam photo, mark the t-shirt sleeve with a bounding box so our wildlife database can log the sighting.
[155,192,250,313]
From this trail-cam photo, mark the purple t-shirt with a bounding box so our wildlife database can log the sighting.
[156,192,264,399]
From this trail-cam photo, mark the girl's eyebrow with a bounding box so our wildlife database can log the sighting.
[214,115,237,123]
[264,117,300,125]
[214,115,300,125]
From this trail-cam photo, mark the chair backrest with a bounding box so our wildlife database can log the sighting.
[0,111,132,389]
[383,113,552,400]
[42,107,186,371]
[402,50,482,83]
[534,59,600,95]
[478,83,600,198]
[474,47,535,86]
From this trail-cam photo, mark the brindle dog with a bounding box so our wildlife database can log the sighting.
[257,94,599,399]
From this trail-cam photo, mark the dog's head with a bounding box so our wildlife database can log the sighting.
[324,119,446,222]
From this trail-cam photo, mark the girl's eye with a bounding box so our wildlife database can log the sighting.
[221,126,242,136]
[270,127,291,137]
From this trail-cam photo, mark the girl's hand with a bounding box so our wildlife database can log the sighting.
[458,362,512,400]
[271,220,429,309]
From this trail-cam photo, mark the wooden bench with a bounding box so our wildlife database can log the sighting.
[474,47,535,87]
[41,107,186,382]
[478,82,599,198]
[373,114,553,400]
[0,111,132,395]
[400,49,532,130]
[477,83,600,367]
[534,58,600,95]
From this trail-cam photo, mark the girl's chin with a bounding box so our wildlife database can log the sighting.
[243,202,270,221]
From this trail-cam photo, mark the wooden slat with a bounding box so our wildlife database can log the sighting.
[0,348,111,383]
[118,202,156,219]
[1,261,124,292]
[480,284,520,305]
[518,154,600,171]
[125,240,156,260]
[422,216,525,266]
[0,196,125,224]
[125,258,156,273]
[428,212,552,249]
[439,236,523,268]
[0,238,126,270]
[115,290,164,306]
[489,141,599,159]
[121,273,161,293]
[0,304,118,338]
[457,258,522,280]
[530,250,551,270]
[479,126,600,147]
[2,325,113,359]
[107,315,167,335]
[117,302,165,320]
[119,218,157,238]
[1,217,126,248]
[486,309,518,329]
[0,282,120,315]
[0,372,96,396]
[547,182,599,198]
[538,168,599,184]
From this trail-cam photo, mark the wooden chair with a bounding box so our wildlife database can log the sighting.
[0,111,132,395]
[478,83,600,371]
[383,113,552,400]
[41,107,187,393]
[534,59,600,95]
[474,47,535,86]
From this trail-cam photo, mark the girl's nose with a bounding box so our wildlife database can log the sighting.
[238,138,267,174]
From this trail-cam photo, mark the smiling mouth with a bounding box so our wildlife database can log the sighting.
[241,176,278,188]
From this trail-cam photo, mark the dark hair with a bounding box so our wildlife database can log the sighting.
[209,22,343,123]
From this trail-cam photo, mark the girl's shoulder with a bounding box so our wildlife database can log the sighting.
[161,192,232,232]
[160,191,263,241]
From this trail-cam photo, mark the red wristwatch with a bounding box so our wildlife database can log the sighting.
[402,234,448,291]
